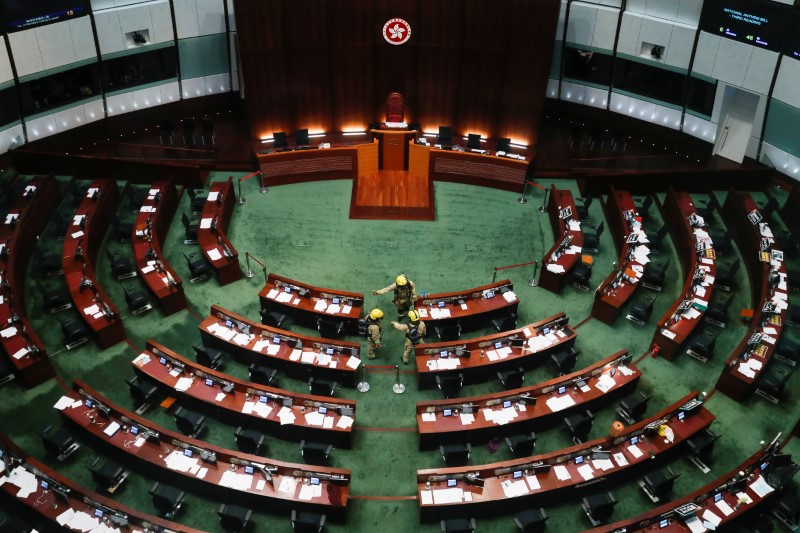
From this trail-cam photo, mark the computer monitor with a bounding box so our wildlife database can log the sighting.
[714,492,723,502]
[326,347,334,355]
[295,128,310,146]
[310,477,321,485]
[272,337,281,344]
[513,470,523,479]
[95,509,104,518]
[244,465,254,474]
[609,367,616,377]
[184,449,192,458]
[575,456,584,464]
[41,480,49,490]
[558,386,567,394]
[85,399,93,408]
[447,478,457,487]
[503,400,512,409]
[259,396,268,403]
[496,137,511,153]
[467,134,481,150]
[440,350,449,358]
[319,406,328,414]
[205,378,214,387]
[443,409,453,417]
[495,342,503,349]
[130,426,139,435]
[437,301,445,308]
[630,436,639,445]
[159,357,167,365]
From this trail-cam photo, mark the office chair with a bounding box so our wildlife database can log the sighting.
[436,373,463,399]
[124,285,151,315]
[640,466,679,502]
[709,226,736,253]
[715,260,740,290]
[111,214,134,242]
[201,117,215,146]
[106,249,136,280]
[87,457,128,493]
[705,292,733,327]
[435,323,462,342]
[181,117,196,145]
[40,425,80,461]
[248,363,278,386]
[52,211,71,241]
[505,432,536,458]
[317,317,345,339]
[496,137,511,153]
[589,127,604,151]
[174,406,206,438]
[761,195,780,221]
[564,409,595,443]
[193,344,225,370]
[32,246,63,277]
[775,334,800,365]
[497,367,525,390]
[788,305,800,328]
[582,491,617,526]
[551,347,579,375]
[127,186,146,212]
[218,504,252,533]
[626,294,656,325]
[645,225,669,253]
[183,252,212,283]
[616,391,652,424]
[149,482,185,519]
[642,259,669,291]
[611,128,628,152]
[569,123,583,150]
[571,260,592,291]
[466,133,481,150]
[309,376,337,397]
[186,188,207,212]
[583,222,604,252]
[437,126,453,147]
[491,312,517,332]
[259,308,287,328]
[441,518,477,533]
[59,316,88,349]
[182,213,198,243]
[300,440,333,465]
[576,197,592,222]
[127,375,161,414]
[756,360,794,404]
[686,429,718,473]
[772,489,800,530]
[686,329,718,362]
[234,426,265,455]
[697,194,720,222]
[636,196,654,220]
[291,510,326,532]
[295,128,310,146]
[440,443,471,467]
[514,508,548,532]
[0,513,31,533]
[36,280,71,313]
[158,118,174,144]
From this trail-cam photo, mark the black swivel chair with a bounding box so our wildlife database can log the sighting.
[149,482,185,519]
[686,329,718,362]
[218,504,252,533]
[127,186,146,212]
[273,131,288,149]
[36,280,71,313]
[124,285,151,315]
[52,212,71,240]
[491,313,517,332]
[436,373,463,399]
[514,508,548,532]
[438,126,453,147]
[59,316,88,348]
[40,425,80,461]
[496,137,511,153]
[705,292,733,327]
[564,410,595,443]
[183,252,212,283]
[87,457,127,493]
[466,133,481,150]
[181,117,196,145]
[106,249,136,279]
[583,222,604,252]
[259,308,287,328]
[317,317,345,339]
[33,247,63,277]
[182,213,198,243]
[127,375,160,413]
[715,260,740,290]
[646,225,670,253]
[234,426,265,455]
[441,518,477,533]
[295,128,310,146]
[201,117,215,146]
[440,443,471,466]
[249,363,278,386]
[291,510,326,532]
[772,489,800,530]
[761,195,780,221]
[697,195,720,222]
[551,347,579,375]
[686,429,718,473]
[174,406,206,438]
[709,226,736,253]
[627,294,656,325]
[571,260,592,291]
[186,188,207,212]
[497,367,525,390]
[642,259,669,291]
[0,513,32,532]
[582,492,617,526]
[300,440,333,465]
[505,432,536,458]
[576,197,592,222]
[158,118,173,144]
[616,391,652,424]
[640,466,679,502]
[435,323,462,342]
[756,360,794,404]
[112,214,134,242]
[309,376,337,397]
[193,344,225,370]
[775,334,800,365]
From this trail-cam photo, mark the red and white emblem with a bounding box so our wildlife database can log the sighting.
[383,18,411,45]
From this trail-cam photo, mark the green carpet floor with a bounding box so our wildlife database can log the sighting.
[1,173,798,532]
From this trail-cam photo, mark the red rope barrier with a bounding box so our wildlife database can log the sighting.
[246,252,267,268]
[494,260,537,272]
[240,171,261,181]
[527,181,546,190]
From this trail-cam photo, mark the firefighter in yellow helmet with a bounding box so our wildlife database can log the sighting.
[372,274,416,320]
[365,308,384,360]
[391,309,426,364]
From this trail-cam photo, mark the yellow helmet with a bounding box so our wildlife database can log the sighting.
[369,309,384,320]
[408,310,420,322]
[396,274,408,286]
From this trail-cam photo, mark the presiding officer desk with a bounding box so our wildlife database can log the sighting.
[716,191,788,402]
[63,179,126,348]
[651,189,717,360]
[200,305,362,388]
[416,313,575,389]
[592,188,650,325]
[0,432,204,533]
[260,273,364,336]
[416,392,715,521]
[132,179,186,315]
[58,380,351,521]
[197,176,242,286]
[416,350,640,449]
[132,340,356,448]
[0,176,58,387]
[414,280,519,334]
[539,186,585,293]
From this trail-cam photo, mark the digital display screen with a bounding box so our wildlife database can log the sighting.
[447,478,457,487]
[205,378,214,387]
[503,400,512,408]
[443,409,452,417]
[784,12,800,59]
[513,470,523,479]
[659,520,669,528]
[326,348,334,355]
[631,436,639,445]
[575,456,584,464]
[225,320,234,328]
[557,386,566,394]
[41,480,49,490]
[310,477,320,485]
[183,449,192,457]
[494,342,503,349]
[94,509,104,518]
[678,411,685,420]
[259,396,268,403]
[714,492,723,502]
[437,301,445,308]
[319,406,328,414]
[440,350,449,358]
[159,357,167,365]
[272,337,280,344]
[332,298,340,304]
[85,399,93,408]
[700,0,789,52]
[485,291,494,299]
[244,466,254,474]
[1,0,89,31]
[130,426,139,435]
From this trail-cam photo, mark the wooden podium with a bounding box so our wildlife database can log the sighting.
[371,129,417,170]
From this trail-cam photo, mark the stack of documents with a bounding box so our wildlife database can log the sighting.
[337,415,354,429]
[595,374,616,393]
[482,406,518,425]
[545,394,576,412]
[501,479,529,497]
[278,406,296,425]
[164,450,201,474]
[298,483,323,501]
[174,377,193,391]
[219,470,253,491]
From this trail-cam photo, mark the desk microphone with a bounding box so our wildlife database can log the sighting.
[153,191,161,204]
[145,246,157,261]
[217,192,223,205]
[211,214,219,232]
[0,238,10,260]
[74,238,84,262]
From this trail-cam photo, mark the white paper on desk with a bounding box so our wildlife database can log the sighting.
[207,248,222,261]
[72,214,85,225]
[702,509,722,527]
[92,311,105,320]
[460,413,475,425]
[526,475,540,491]
[337,415,354,429]
[141,264,155,274]
[134,436,145,447]
[252,401,272,418]
[684,516,708,533]
[568,219,581,231]
[523,327,533,338]
[460,303,468,310]
[326,304,341,314]
[301,352,316,364]
[255,479,265,491]
[56,508,76,526]
[715,500,734,516]
[53,396,75,410]
[277,406,296,425]
[577,464,594,481]
[627,444,644,458]
[595,374,616,393]
[289,349,302,361]
[0,326,18,339]
[215,392,226,402]
[661,329,676,340]
[683,307,702,320]
[267,289,279,299]
[545,395,576,412]
[346,356,361,369]
[197,467,208,479]
[323,416,334,429]
[233,333,250,346]
[502,291,517,303]
[420,490,433,505]
[298,484,317,501]
[592,459,614,471]
[317,353,332,366]
[278,477,297,493]
[737,363,756,378]
[501,479,529,497]
[4,214,18,225]
[314,299,327,311]
[140,205,156,213]
[169,369,181,377]
[174,377,193,391]
[253,339,270,352]
[763,327,778,335]
[200,218,213,229]
[554,465,571,481]
[11,347,28,360]
[265,343,281,355]
[420,412,437,423]
[103,421,121,437]
[305,411,325,426]
[275,291,293,303]
[749,475,775,497]
[70,229,85,240]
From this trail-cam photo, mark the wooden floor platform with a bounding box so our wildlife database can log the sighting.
[349,170,435,221]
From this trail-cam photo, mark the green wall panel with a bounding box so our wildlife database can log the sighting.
[178,34,229,79]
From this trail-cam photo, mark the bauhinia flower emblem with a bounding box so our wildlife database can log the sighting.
[383,18,411,45]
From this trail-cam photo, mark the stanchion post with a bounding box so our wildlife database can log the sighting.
[244,252,254,278]
[237,178,246,205]
[491,268,498,284]
[262,266,268,285]
[392,365,405,394]
[517,180,528,204]
[528,260,539,287]
[538,186,549,213]
[356,363,370,393]
[259,171,268,194]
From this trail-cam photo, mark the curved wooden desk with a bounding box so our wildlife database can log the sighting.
[414,280,519,333]
[131,180,186,315]
[0,432,204,533]
[416,392,714,521]
[539,186,585,294]
[415,312,576,389]
[257,146,358,186]
[198,177,241,286]
[716,191,787,402]
[260,273,364,336]
[133,340,356,448]
[59,380,351,521]
[63,179,126,348]
[592,188,649,325]
[416,350,640,449]
[651,189,716,360]
[200,305,361,388]
[418,144,529,193]
[0,176,57,387]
